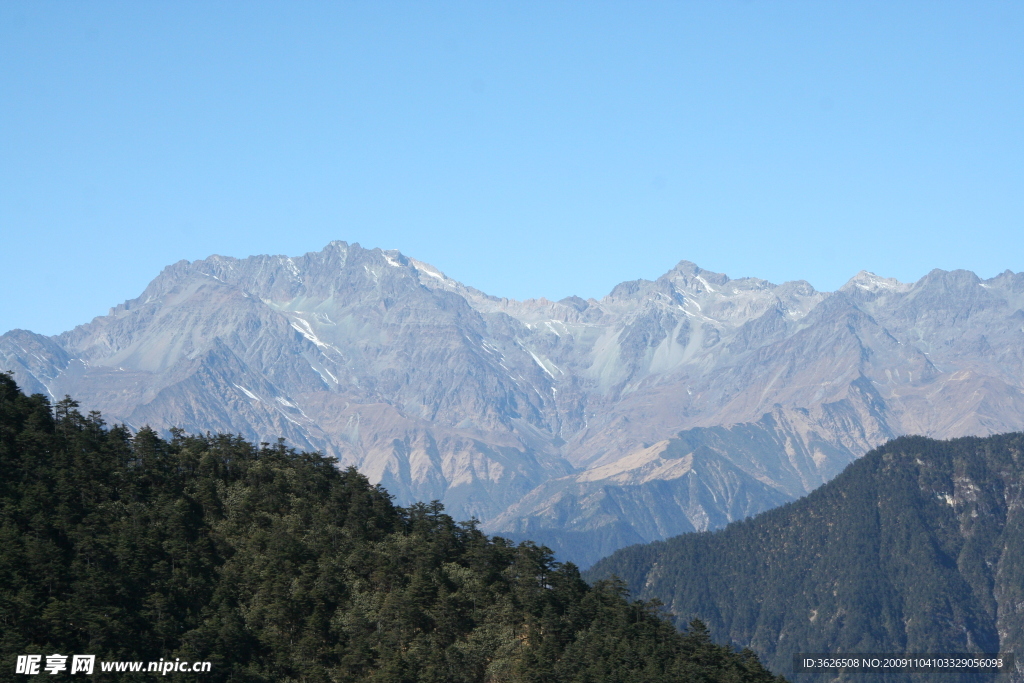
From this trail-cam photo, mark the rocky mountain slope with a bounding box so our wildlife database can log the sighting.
[4,241,1024,565]
[585,433,1024,683]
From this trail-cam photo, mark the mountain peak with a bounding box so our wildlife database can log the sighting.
[663,260,731,286]
[840,270,911,294]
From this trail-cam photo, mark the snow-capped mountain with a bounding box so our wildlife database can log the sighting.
[5,241,1024,566]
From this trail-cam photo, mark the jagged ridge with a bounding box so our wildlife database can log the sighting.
[4,241,1024,565]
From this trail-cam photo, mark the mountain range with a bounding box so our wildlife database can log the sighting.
[4,241,1024,566]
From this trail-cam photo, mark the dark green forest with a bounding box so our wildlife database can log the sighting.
[587,434,1024,683]
[0,374,782,682]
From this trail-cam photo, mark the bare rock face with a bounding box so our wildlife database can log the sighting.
[4,242,1024,566]
[489,439,793,568]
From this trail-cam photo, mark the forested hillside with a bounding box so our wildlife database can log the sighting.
[586,434,1024,683]
[0,373,782,682]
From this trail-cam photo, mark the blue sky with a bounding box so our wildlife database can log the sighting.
[2,1,1022,336]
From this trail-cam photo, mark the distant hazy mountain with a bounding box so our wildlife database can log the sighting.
[585,433,1024,683]
[4,241,1024,566]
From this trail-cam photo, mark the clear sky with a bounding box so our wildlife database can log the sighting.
[2,1,1022,336]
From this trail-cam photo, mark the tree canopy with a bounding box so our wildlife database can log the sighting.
[587,432,1024,683]
[0,373,783,682]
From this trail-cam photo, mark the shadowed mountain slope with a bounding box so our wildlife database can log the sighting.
[586,433,1024,683]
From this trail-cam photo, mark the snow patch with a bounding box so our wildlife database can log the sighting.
[308,362,338,386]
[233,384,261,401]
[312,311,335,325]
[843,271,911,293]
[528,350,556,378]
[695,275,716,292]
[481,341,505,359]
[414,263,445,280]
[280,256,302,280]
[290,318,331,350]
